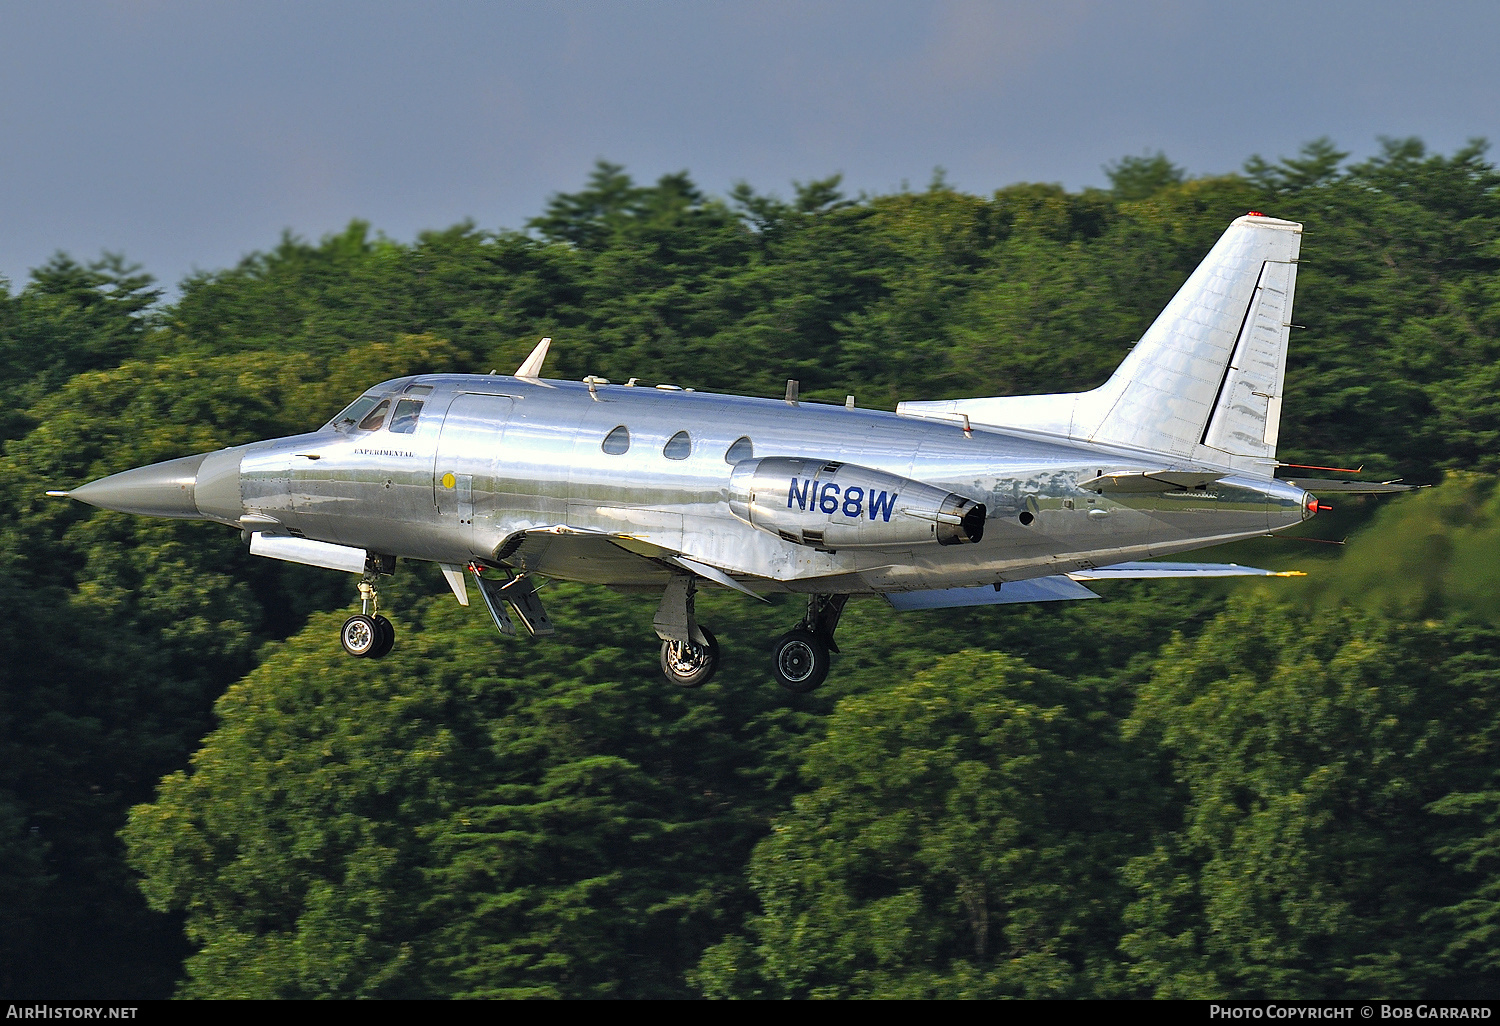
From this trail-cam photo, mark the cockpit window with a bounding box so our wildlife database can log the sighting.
[358,400,391,431]
[389,399,423,434]
[403,383,433,396]
[664,430,692,460]
[602,425,630,455]
[329,395,379,430]
[725,436,754,464]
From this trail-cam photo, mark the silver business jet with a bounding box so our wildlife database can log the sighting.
[57,214,1340,692]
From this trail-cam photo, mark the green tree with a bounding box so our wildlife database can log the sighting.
[1120,597,1500,998]
[0,337,461,995]
[123,583,845,998]
[1106,151,1187,201]
[694,651,1147,998]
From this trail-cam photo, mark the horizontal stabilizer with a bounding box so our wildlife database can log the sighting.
[1282,478,1415,495]
[885,576,1099,610]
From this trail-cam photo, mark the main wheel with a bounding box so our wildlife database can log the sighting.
[772,629,830,693]
[341,614,379,657]
[370,615,395,659]
[660,627,719,688]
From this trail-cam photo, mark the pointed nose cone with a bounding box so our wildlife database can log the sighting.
[68,453,210,519]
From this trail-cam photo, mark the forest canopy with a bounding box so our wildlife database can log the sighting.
[3,138,1500,998]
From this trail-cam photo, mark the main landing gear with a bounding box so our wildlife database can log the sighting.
[661,628,720,688]
[341,560,396,659]
[652,577,848,695]
[771,594,846,693]
[655,575,721,688]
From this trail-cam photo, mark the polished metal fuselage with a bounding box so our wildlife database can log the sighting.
[217,373,1309,595]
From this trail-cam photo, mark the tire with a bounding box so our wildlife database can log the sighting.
[340,614,379,657]
[660,627,719,688]
[772,629,830,693]
[370,615,395,659]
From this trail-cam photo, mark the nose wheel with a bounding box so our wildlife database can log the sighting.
[341,575,395,659]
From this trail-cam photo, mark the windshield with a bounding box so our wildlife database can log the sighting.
[327,395,380,431]
[357,400,391,431]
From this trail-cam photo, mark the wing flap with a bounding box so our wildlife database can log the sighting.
[885,559,1302,611]
[494,527,774,597]
[885,576,1099,610]
[1068,560,1303,580]
[497,527,676,586]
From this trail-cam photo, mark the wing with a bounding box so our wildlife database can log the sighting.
[495,527,676,588]
[1068,561,1305,580]
[885,561,1301,611]
[885,576,1100,610]
[479,527,771,601]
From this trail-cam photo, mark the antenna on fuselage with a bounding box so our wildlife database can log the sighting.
[515,337,552,379]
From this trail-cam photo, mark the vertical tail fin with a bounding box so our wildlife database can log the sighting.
[896,214,1301,477]
[1076,214,1301,473]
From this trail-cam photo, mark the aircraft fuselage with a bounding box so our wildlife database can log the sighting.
[174,372,1312,595]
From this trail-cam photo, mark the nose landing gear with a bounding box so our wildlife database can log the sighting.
[341,568,395,659]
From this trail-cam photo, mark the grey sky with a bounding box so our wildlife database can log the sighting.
[2,1,1497,295]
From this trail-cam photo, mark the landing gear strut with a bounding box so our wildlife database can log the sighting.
[341,561,395,659]
[655,575,721,687]
[772,594,847,693]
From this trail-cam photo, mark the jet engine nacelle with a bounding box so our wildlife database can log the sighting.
[728,457,985,549]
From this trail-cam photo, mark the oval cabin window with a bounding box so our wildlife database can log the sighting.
[602,425,631,455]
[724,436,754,464]
[663,430,692,460]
